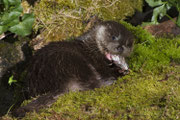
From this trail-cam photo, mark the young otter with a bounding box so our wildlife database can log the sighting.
[13,21,134,117]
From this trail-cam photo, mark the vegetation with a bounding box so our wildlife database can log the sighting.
[121,21,180,73]
[23,67,180,120]
[145,0,180,26]
[0,0,34,37]
[8,76,17,86]
[33,0,143,42]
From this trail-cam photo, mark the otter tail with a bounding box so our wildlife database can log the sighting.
[12,91,62,118]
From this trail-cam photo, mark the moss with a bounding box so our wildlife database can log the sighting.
[2,65,177,120]
[120,21,180,73]
[33,0,143,42]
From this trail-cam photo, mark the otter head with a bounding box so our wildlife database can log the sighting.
[95,21,134,71]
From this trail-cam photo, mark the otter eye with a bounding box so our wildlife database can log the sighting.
[112,36,116,40]
[127,43,132,47]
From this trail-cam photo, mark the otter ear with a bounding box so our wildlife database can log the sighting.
[94,17,103,25]
[88,15,102,25]
[83,16,102,31]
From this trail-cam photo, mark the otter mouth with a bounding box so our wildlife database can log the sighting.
[105,52,129,71]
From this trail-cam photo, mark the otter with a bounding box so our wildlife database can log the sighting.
[13,21,134,117]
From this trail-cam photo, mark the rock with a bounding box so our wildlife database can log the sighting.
[144,18,180,37]
[0,37,31,116]
[0,41,25,80]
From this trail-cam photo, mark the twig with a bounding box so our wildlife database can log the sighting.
[0,33,5,40]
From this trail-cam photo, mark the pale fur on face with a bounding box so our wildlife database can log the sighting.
[95,25,107,54]
[94,24,133,57]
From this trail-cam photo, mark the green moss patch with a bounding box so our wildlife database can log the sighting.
[121,21,180,73]
[9,65,179,120]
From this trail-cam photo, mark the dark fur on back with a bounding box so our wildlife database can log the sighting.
[25,21,134,97]
[26,41,116,96]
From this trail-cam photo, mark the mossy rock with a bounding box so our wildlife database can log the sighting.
[0,37,31,116]
[0,37,29,80]
[33,0,143,43]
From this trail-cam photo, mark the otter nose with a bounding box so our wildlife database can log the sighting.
[117,46,124,53]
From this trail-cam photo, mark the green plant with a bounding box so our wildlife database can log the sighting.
[8,75,17,86]
[145,0,180,27]
[0,0,35,37]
